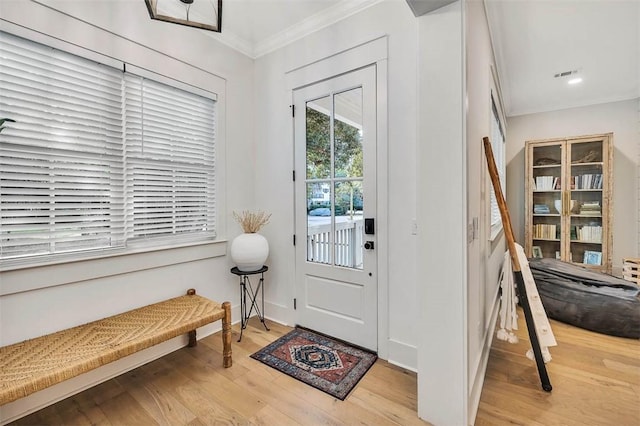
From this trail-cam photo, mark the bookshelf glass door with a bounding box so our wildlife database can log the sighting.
[530,142,564,259]
[568,139,604,266]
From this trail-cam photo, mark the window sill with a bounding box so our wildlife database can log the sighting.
[489,224,504,243]
[0,240,227,296]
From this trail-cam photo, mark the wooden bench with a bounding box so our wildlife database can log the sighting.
[0,289,231,406]
[622,258,639,286]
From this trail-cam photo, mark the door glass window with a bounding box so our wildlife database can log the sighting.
[306,97,331,179]
[305,88,364,269]
[334,88,363,178]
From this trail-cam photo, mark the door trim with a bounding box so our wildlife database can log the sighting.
[286,36,389,359]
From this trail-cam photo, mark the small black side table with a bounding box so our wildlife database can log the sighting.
[230,265,270,342]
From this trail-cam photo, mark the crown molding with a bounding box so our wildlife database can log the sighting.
[254,0,384,58]
[507,94,640,118]
[211,29,255,58]
[209,0,384,59]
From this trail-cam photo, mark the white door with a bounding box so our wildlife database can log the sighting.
[293,66,377,351]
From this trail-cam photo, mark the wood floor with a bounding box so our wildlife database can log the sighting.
[477,311,640,426]
[11,312,640,425]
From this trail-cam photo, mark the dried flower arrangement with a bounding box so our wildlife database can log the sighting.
[233,210,271,233]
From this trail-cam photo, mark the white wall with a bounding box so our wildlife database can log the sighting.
[255,2,501,422]
[252,0,419,369]
[465,0,505,421]
[417,2,467,424]
[0,1,254,422]
[506,99,640,274]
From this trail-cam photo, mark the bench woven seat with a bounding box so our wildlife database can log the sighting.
[0,291,231,405]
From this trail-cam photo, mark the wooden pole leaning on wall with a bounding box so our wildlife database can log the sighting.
[482,136,552,392]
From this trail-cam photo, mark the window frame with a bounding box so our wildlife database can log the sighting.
[488,68,507,241]
[122,69,218,248]
[0,29,226,271]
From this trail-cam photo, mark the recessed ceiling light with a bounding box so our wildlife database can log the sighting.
[568,77,583,85]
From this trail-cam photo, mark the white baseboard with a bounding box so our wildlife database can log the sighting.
[263,301,416,371]
[263,300,416,371]
[387,338,417,372]
[264,300,293,326]
[0,322,223,425]
[467,295,500,425]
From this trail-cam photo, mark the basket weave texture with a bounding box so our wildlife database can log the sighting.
[0,294,224,405]
[623,258,639,285]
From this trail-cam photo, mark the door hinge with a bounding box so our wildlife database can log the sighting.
[294,298,297,310]
[293,234,296,246]
[290,104,295,117]
[292,170,296,181]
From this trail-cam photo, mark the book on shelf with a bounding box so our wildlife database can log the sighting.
[571,173,603,190]
[534,175,558,191]
[583,250,602,265]
[534,204,550,214]
[533,223,558,239]
[579,201,601,215]
[575,225,602,243]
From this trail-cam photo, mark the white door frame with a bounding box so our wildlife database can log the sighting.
[285,36,389,359]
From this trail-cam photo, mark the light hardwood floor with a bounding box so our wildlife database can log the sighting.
[11,311,640,425]
[477,310,640,426]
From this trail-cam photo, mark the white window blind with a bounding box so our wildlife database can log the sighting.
[0,31,217,263]
[0,32,124,260]
[123,75,216,244]
[490,97,506,233]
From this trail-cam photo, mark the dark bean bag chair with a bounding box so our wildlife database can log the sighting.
[528,258,640,339]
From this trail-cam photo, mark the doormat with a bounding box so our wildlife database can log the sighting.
[250,327,377,400]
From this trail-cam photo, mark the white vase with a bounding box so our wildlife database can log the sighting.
[230,233,269,272]
[554,200,562,214]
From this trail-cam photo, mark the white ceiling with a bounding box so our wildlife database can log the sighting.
[215,0,382,57]
[485,0,639,117]
[222,0,339,42]
[215,0,638,117]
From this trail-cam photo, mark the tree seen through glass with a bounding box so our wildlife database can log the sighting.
[305,106,363,215]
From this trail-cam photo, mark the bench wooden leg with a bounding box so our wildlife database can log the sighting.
[187,288,198,347]
[188,330,197,347]
[222,301,232,368]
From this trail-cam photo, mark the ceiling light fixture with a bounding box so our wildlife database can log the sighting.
[145,0,222,32]
[568,77,583,85]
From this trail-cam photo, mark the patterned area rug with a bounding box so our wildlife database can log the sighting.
[250,327,377,400]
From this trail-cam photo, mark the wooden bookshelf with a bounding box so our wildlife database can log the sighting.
[525,133,613,273]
